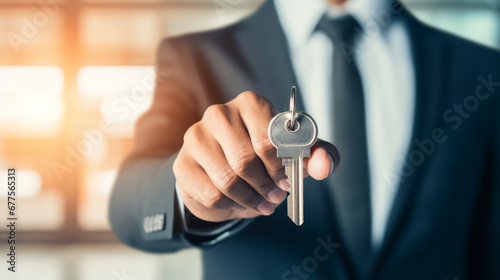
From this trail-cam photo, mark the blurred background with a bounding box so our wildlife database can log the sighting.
[0,0,499,279]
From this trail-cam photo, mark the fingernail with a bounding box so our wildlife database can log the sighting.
[257,200,274,215]
[267,187,286,204]
[328,155,335,176]
[278,179,291,191]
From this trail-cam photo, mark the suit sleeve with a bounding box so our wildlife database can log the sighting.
[108,38,249,252]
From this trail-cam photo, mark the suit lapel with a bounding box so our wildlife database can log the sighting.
[368,9,450,276]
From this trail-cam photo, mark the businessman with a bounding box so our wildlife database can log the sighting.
[109,0,500,279]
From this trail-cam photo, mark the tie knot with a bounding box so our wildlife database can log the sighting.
[316,14,361,45]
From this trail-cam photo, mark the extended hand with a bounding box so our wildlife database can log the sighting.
[173,91,340,222]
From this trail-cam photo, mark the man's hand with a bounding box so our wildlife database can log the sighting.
[173,91,340,222]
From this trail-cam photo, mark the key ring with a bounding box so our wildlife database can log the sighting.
[289,86,296,130]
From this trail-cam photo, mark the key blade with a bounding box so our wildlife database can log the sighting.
[286,157,304,226]
[287,187,295,223]
[288,192,302,225]
[284,161,294,223]
[285,164,293,187]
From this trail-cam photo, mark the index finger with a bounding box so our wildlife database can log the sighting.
[236,92,285,183]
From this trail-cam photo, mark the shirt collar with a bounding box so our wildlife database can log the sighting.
[274,0,391,48]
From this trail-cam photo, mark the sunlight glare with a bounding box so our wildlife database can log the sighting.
[0,66,63,137]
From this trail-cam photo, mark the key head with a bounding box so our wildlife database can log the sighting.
[268,111,318,158]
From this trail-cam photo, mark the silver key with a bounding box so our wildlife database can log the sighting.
[268,86,318,225]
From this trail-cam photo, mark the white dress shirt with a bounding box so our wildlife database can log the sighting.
[274,0,415,248]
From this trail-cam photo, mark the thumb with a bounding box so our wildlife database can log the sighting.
[304,139,341,180]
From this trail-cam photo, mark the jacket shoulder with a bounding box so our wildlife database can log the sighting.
[413,15,500,69]
[156,8,257,53]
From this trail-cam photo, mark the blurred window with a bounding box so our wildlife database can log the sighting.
[77,65,155,138]
[0,66,63,137]
[0,169,42,198]
[79,169,116,230]
[0,169,64,230]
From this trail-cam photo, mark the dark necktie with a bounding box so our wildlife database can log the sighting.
[316,14,372,272]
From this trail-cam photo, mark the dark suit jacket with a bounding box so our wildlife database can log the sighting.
[109,1,500,279]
